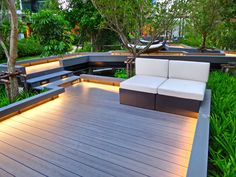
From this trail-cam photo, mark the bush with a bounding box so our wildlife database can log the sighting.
[0,38,43,63]
[18,38,43,57]
[114,69,128,79]
[32,10,71,56]
[207,71,236,176]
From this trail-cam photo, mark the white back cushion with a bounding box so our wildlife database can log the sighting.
[169,60,210,82]
[135,58,169,77]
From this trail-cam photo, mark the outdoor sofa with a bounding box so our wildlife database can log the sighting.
[120,58,210,118]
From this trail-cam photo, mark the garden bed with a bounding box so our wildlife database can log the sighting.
[0,86,64,120]
[207,71,236,176]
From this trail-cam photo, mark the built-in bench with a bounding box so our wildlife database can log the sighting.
[120,58,210,118]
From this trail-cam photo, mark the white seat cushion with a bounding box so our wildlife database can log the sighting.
[169,60,210,82]
[120,75,167,94]
[136,58,169,77]
[158,79,206,101]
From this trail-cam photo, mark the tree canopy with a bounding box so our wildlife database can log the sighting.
[92,0,185,57]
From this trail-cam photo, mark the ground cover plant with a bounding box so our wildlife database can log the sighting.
[0,85,48,108]
[207,71,236,176]
[114,69,128,79]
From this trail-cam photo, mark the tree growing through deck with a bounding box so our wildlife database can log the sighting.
[0,0,19,102]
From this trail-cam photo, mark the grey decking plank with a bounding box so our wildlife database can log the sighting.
[7,116,190,167]
[0,141,80,177]
[1,119,185,177]
[0,131,131,177]
[26,109,194,143]
[0,83,196,177]
[33,102,195,137]
[36,103,196,136]
[3,118,190,163]
[0,153,45,177]
[2,119,190,162]
[21,110,193,146]
[42,90,197,129]
[63,87,196,124]
[0,168,15,177]
[15,114,192,153]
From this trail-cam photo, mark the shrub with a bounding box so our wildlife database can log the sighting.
[32,10,71,56]
[207,71,236,176]
[114,69,128,79]
[17,38,43,57]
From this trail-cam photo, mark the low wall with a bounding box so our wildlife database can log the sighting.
[0,86,65,120]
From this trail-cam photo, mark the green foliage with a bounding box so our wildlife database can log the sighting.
[0,85,48,108]
[76,44,92,52]
[0,20,10,43]
[32,10,72,56]
[92,0,184,56]
[0,38,43,63]
[114,69,128,79]
[208,71,236,176]
[42,0,61,12]
[180,0,236,50]
[189,0,222,49]
[18,38,43,57]
[65,0,103,51]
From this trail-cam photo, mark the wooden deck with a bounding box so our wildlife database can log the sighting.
[0,82,197,177]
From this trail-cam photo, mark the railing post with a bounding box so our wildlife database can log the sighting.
[125,56,135,78]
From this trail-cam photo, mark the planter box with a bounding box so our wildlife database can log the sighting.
[0,87,64,120]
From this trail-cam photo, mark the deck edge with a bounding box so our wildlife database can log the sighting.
[187,89,211,177]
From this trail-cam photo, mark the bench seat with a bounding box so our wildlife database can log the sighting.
[158,78,206,101]
[120,75,167,94]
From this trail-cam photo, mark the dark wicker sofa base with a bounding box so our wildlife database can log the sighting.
[155,94,201,118]
[119,88,156,110]
[120,88,201,118]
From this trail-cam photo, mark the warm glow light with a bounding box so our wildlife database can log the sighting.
[25,61,60,74]
[81,82,119,93]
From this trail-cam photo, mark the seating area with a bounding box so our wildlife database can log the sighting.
[120,58,210,118]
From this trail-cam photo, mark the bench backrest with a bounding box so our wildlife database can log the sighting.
[169,60,210,82]
[136,58,169,78]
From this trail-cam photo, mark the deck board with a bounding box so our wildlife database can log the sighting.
[0,82,197,177]
[0,168,15,177]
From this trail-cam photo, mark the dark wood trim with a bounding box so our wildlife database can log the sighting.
[155,94,201,118]
[120,88,156,110]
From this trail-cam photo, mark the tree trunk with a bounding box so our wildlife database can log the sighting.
[200,33,207,52]
[6,0,19,101]
[90,36,94,52]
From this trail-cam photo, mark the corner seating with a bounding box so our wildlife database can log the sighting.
[120,58,210,118]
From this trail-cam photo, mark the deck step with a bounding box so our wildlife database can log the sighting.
[34,76,80,89]
[47,76,80,87]
[27,70,73,87]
